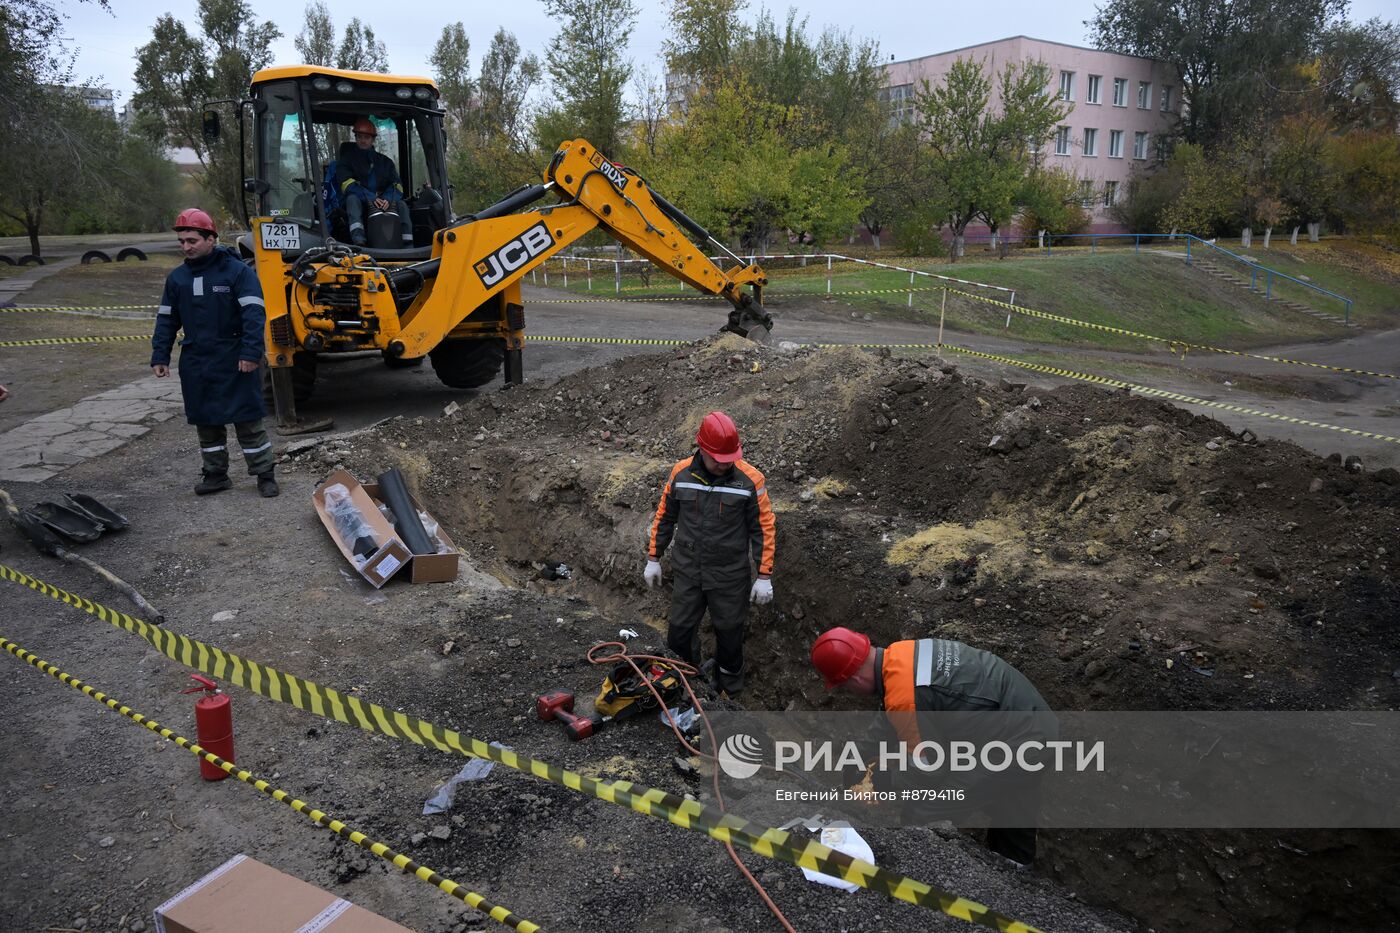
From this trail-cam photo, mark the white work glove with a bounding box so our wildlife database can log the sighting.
[644,560,663,588]
[750,577,773,605]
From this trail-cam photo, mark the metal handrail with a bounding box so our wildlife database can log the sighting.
[1177,233,1353,322]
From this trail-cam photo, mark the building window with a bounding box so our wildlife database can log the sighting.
[1086,74,1102,104]
[1133,131,1148,159]
[1112,78,1127,107]
[1137,81,1151,109]
[1104,180,1118,207]
[877,84,915,126]
[1059,70,1074,101]
[1055,126,1071,155]
[1080,180,1096,208]
[1108,129,1124,158]
[1083,128,1098,157]
[1161,86,1172,112]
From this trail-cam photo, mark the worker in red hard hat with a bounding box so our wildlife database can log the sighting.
[334,117,413,247]
[151,208,278,498]
[646,411,776,696]
[811,626,1055,867]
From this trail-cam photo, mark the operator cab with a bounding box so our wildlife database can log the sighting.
[248,66,452,260]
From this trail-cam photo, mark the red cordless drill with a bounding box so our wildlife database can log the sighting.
[536,689,606,740]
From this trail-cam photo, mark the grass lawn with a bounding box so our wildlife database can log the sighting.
[20,254,181,308]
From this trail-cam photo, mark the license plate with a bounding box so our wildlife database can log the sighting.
[260,222,301,251]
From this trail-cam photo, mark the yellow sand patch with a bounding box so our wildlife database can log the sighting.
[576,754,644,781]
[886,518,1022,579]
[596,455,666,502]
[811,477,849,498]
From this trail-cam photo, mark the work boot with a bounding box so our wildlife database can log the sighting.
[195,472,232,495]
[257,472,280,498]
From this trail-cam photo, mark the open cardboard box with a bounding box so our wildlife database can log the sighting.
[153,853,412,933]
[313,468,459,587]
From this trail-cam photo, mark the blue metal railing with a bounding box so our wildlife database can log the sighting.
[950,232,1354,323]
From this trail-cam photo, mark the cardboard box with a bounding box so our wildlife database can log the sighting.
[153,853,412,933]
[313,469,459,586]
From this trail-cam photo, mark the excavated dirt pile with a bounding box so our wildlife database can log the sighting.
[306,334,1400,932]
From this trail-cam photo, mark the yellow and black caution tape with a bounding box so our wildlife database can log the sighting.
[0,635,540,932]
[530,295,721,304]
[3,303,155,312]
[944,287,1400,381]
[0,563,1041,933]
[526,334,690,346]
[0,334,148,348]
[939,343,1400,445]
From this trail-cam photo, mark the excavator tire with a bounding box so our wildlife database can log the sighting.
[260,351,317,409]
[429,337,505,389]
[381,350,426,368]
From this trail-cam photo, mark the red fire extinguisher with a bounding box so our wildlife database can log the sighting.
[183,674,234,781]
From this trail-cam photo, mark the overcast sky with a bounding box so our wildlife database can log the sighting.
[58,0,1396,107]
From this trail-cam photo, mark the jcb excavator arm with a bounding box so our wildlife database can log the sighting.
[384,139,771,359]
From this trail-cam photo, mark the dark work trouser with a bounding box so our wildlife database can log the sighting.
[666,572,749,693]
[345,194,412,245]
[197,421,274,477]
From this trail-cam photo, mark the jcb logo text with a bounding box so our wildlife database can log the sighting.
[474,223,555,288]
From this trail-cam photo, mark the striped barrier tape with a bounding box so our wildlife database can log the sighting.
[4,304,156,312]
[0,563,1042,933]
[0,334,149,348]
[526,334,690,346]
[0,635,540,932]
[943,287,1400,381]
[938,343,1400,445]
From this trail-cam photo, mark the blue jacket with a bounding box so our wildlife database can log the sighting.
[152,246,266,425]
[334,145,404,205]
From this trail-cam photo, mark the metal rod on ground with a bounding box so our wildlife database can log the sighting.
[0,488,164,623]
[938,288,947,348]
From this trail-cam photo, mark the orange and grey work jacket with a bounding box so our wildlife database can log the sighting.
[648,453,776,589]
[878,639,1055,750]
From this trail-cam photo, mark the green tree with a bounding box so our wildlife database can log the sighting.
[336,19,387,73]
[1314,18,1400,133]
[663,0,747,85]
[1158,142,1232,236]
[1274,114,1338,241]
[1017,166,1090,239]
[293,2,335,66]
[1089,0,1347,149]
[1326,131,1400,238]
[537,0,638,157]
[430,23,473,130]
[445,29,540,211]
[859,121,923,249]
[914,57,1068,260]
[642,77,866,250]
[132,0,280,219]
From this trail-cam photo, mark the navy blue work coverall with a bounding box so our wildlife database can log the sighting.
[151,246,273,477]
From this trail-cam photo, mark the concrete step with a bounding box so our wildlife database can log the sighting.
[1187,260,1353,325]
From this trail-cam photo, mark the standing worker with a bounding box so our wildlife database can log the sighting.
[811,627,1055,866]
[151,208,279,498]
[646,411,776,696]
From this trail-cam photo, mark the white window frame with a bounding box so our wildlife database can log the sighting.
[1082,127,1098,157]
[1059,70,1075,101]
[1108,129,1124,158]
[1079,180,1096,209]
[1137,81,1151,109]
[1054,126,1071,156]
[1133,131,1148,160]
[1161,86,1172,112]
[1112,78,1127,107]
[1104,180,1118,207]
[1086,74,1102,105]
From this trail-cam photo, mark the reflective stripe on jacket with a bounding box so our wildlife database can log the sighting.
[648,453,776,588]
[333,146,405,204]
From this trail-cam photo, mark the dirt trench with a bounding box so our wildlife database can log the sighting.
[316,336,1400,932]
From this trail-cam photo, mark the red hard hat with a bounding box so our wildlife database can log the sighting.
[353,117,377,137]
[811,627,872,689]
[696,411,742,463]
[173,208,216,235]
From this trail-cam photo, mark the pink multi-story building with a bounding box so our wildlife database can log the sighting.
[881,36,1180,233]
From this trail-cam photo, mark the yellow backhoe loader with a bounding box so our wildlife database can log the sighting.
[206,65,770,434]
